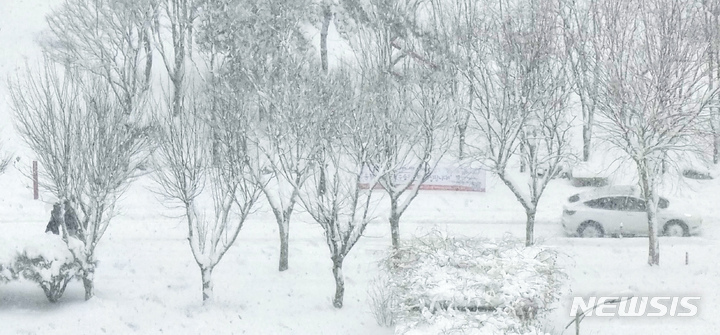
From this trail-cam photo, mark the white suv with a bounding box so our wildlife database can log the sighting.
[561,185,702,237]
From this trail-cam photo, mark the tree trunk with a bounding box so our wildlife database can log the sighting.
[714,130,719,164]
[712,118,719,164]
[172,76,183,117]
[318,166,326,196]
[458,124,466,160]
[519,142,527,173]
[647,207,660,266]
[708,32,718,164]
[142,28,153,90]
[278,219,290,272]
[390,215,400,250]
[320,5,331,73]
[201,266,214,302]
[583,122,591,162]
[332,258,345,308]
[639,161,660,266]
[390,198,400,249]
[525,210,536,247]
[716,53,720,164]
[83,271,94,301]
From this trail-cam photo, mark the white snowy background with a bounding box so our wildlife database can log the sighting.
[0,1,719,335]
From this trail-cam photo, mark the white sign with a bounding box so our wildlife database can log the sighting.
[359,164,486,192]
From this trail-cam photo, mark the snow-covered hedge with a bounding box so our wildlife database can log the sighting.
[0,233,82,302]
[370,231,564,335]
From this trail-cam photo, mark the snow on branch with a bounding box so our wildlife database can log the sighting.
[153,80,261,302]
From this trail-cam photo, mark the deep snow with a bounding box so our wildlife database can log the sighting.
[0,163,718,334]
[1,2,720,334]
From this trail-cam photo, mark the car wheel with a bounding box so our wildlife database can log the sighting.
[663,220,689,237]
[578,221,604,238]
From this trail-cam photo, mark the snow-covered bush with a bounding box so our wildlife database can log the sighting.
[368,271,399,327]
[0,234,82,302]
[370,231,565,334]
[0,259,17,283]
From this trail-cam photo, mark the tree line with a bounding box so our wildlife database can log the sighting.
[7,0,718,306]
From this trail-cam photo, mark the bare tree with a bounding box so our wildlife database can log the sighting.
[244,2,316,272]
[195,0,316,272]
[41,0,155,115]
[10,59,151,300]
[238,58,323,272]
[420,0,483,160]
[362,69,454,249]
[153,80,261,302]
[559,0,602,162]
[336,0,454,249]
[152,0,199,117]
[297,69,386,308]
[249,113,318,272]
[320,0,333,73]
[701,0,720,164]
[463,0,573,247]
[254,73,324,272]
[593,0,715,265]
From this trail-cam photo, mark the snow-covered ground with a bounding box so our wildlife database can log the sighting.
[1,2,719,334]
[0,163,718,334]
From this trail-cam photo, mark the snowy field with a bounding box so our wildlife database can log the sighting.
[1,1,719,334]
[0,165,718,334]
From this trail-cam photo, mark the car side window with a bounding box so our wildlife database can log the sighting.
[624,197,646,212]
[608,196,634,211]
[583,195,669,211]
[584,198,603,209]
[612,197,627,210]
[606,197,623,210]
[585,197,616,210]
[584,196,642,211]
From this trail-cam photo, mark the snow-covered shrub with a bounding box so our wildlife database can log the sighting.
[368,271,399,327]
[0,240,18,283]
[0,261,17,283]
[373,231,565,335]
[0,234,82,302]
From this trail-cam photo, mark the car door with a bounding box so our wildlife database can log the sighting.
[584,196,625,234]
[617,196,648,235]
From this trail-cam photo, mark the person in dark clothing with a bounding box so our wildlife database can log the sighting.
[44,201,83,240]
[63,200,82,239]
[45,203,62,235]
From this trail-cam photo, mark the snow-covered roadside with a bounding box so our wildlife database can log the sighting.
[545,236,719,335]
[1,165,717,334]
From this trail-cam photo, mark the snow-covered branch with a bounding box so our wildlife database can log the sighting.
[592,0,718,265]
[11,58,151,300]
[461,0,573,246]
[153,79,261,302]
